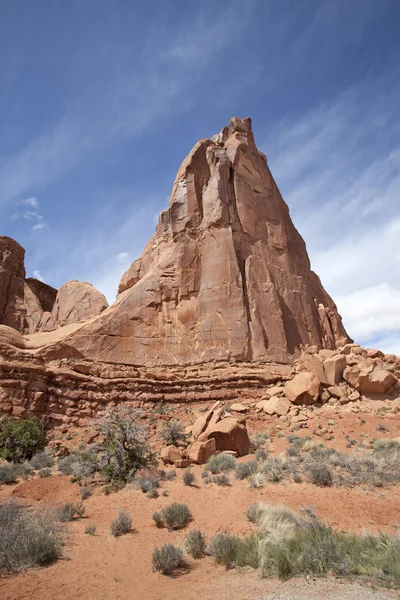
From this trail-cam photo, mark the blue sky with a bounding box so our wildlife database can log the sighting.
[1,0,400,353]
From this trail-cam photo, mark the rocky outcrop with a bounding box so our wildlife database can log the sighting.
[46,117,350,366]
[0,237,26,332]
[24,278,57,333]
[44,281,108,331]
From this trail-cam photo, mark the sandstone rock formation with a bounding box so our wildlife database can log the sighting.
[0,236,57,333]
[41,281,109,331]
[46,117,350,366]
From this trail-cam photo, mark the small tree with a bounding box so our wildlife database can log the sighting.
[160,420,186,447]
[81,407,156,485]
[0,417,46,463]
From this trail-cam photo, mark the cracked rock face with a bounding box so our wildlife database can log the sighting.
[60,116,350,365]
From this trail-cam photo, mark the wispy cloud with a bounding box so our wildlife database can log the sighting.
[15,196,47,232]
[263,67,400,353]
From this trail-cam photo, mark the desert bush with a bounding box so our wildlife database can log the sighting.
[376,423,389,433]
[58,455,80,476]
[259,508,400,585]
[250,433,268,451]
[80,486,92,500]
[255,448,268,462]
[84,523,96,535]
[110,509,132,537]
[208,532,241,569]
[38,468,52,478]
[74,501,85,518]
[152,543,185,575]
[247,472,266,489]
[166,469,176,481]
[213,473,230,486]
[305,463,333,487]
[0,417,46,463]
[137,476,160,494]
[270,466,284,483]
[182,469,196,486]
[185,530,206,558]
[205,453,236,474]
[0,463,19,484]
[235,459,258,480]
[0,502,63,571]
[153,511,163,528]
[147,488,159,499]
[246,502,266,525]
[160,420,186,446]
[30,451,54,470]
[156,503,192,531]
[56,502,77,522]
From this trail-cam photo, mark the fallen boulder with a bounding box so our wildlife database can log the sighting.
[344,363,397,394]
[186,438,216,464]
[285,372,320,405]
[263,396,290,416]
[204,417,250,456]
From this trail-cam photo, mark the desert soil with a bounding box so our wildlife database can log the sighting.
[0,403,399,600]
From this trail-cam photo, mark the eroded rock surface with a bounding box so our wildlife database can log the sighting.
[52,117,350,365]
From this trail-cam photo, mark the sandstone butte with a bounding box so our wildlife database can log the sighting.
[1,116,399,444]
[1,116,350,366]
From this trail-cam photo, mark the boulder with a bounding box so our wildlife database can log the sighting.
[285,372,320,405]
[263,396,290,416]
[204,417,250,456]
[230,403,248,412]
[0,324,25,349]
[160,445,183,465]
[265,385,284,397]
[186,438,216,464]
[344,363,397,394]
[323,354,347,385]
[51,281,108,328]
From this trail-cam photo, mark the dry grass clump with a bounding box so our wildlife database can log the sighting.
[207,503,400,586]
[152,544,186,575]
[0,502,64,571]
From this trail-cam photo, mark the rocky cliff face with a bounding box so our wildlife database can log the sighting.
[59,117,350,365]
[0,237,107,334]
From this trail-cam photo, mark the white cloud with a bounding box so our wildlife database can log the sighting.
[116,252,130,263]
[32,270,45,282]
[263,68,400,353]
[20,196,39,209]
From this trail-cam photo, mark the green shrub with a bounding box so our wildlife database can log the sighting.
[185,530,206,558]
[137,476,160,494]
[84,523,96,535]
[38,468,52,478]
[110,509,132,537]
[305,463,333,487]
[30,452,54,470]
[206,453,236,474]
[0,463,19,484]
[182,469,195,486]
[80,486,92,500]
[152,544,185,575]
[58,455,80,476]
[56,502,77,522]
[0,417,46,463]
[213,473,230,486]
[160,420,186,446]
[0,502,63,571]
[208,532,241,569]
[157,503,192,531]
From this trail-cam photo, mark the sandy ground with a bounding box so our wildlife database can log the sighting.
[1,404,399,600]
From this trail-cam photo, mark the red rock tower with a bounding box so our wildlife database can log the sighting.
[61,117,350,365]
